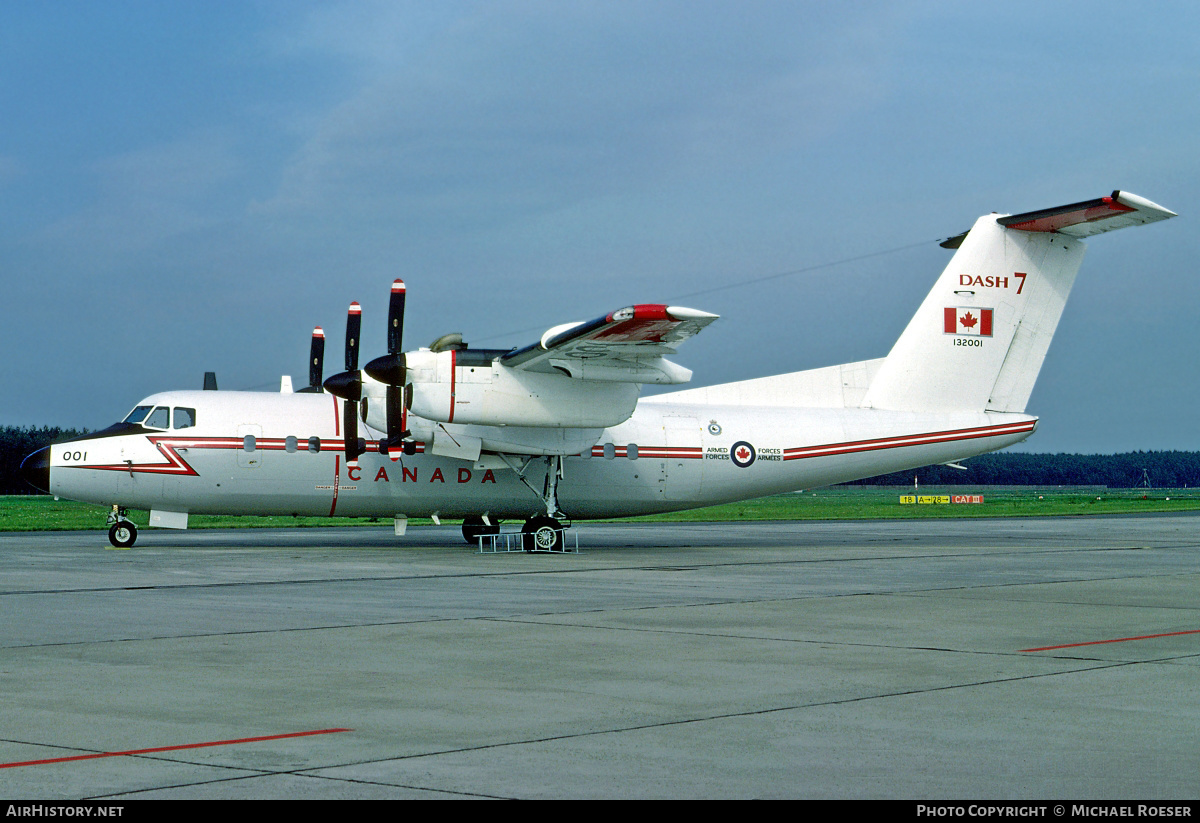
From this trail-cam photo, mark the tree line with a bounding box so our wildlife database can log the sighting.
[2,425,1199,493]
[843,449,1200,488]
[1,426,88,494]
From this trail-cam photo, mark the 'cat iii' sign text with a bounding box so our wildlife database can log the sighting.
[900,495,984,504]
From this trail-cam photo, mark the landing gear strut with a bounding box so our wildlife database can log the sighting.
[496,453,572,552]
[523,455,567,551]
[106,506,137,548]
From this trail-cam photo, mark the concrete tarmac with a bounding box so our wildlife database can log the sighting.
[2,514,1199,799]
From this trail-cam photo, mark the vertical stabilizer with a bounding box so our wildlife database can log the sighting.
[861,191,1174,414]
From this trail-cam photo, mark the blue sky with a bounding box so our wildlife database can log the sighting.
[1,1,1196,453]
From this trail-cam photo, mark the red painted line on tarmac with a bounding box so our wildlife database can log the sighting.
[0,728,352,770]
[1021,630,1200,653]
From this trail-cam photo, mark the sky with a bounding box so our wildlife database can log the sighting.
[1,1,1197,454]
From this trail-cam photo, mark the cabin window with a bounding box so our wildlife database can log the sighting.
[144,407,170,430]
[308,436,321,454]
[603,442,615,460]
[627,443,638,460]
[123,406,153,424]
[285,436,298,453]
[243,435,256,452]
[174,408,196,429]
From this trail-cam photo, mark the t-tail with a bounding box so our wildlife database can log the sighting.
[861,191,1176,414]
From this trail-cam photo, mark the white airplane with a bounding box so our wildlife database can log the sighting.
[21,191,1176,549]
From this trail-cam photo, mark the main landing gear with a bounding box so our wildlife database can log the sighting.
[466,454,571,552]
[518,453,569,551]
[521,515,565,552]
[107,506,138,548]
[460,514,568,552]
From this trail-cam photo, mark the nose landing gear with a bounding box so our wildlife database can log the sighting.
[106,506,138,548]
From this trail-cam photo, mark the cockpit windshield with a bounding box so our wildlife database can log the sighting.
[144,407,170,429]
[121,405,197,430]
[123,406,153,424]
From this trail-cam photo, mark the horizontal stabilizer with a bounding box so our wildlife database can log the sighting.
[941,190,1175,248]
[999,190,1176,236]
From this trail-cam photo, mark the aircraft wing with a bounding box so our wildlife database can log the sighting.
[500,303,718,384]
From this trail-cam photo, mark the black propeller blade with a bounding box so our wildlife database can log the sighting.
[388,279,405,357]
[345,301,361,372]
[296,327,326,393]
[323,303,363,400]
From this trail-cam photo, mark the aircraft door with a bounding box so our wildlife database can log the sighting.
[658,415,702,501]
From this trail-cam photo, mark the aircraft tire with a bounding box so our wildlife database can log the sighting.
[522,516,562,552]
[108,521,138,549]
[461,516,500,546]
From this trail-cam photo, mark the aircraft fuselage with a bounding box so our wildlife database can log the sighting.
[33,388,1035,523]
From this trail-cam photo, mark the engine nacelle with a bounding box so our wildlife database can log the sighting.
[404,350,639,428]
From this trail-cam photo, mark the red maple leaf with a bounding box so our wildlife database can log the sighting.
[960,312,977,329]
[736,447,750,460]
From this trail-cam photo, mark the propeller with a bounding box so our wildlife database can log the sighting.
[322,303,366,464]
[296,327,326,393]
[366,280,412,455]
[325,281,415,462]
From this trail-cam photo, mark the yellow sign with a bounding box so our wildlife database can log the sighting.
[900,494,984,504]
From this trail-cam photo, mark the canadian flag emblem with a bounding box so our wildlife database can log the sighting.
[944,307,993,336]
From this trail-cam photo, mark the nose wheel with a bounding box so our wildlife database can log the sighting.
[106,506,138,548]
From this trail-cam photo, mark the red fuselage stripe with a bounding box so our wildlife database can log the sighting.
[59,421,1031,476]
[782,421,1035,460]
[330,454,341,516]
[447,349,457,424]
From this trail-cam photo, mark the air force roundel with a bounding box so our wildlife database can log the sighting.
[730,441,756,468]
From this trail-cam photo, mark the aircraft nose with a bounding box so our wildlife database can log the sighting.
[20,447,51,493]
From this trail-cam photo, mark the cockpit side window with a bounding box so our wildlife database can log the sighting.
[144,406,170,429]
[174,408,196,429]
[123,406,153,424]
